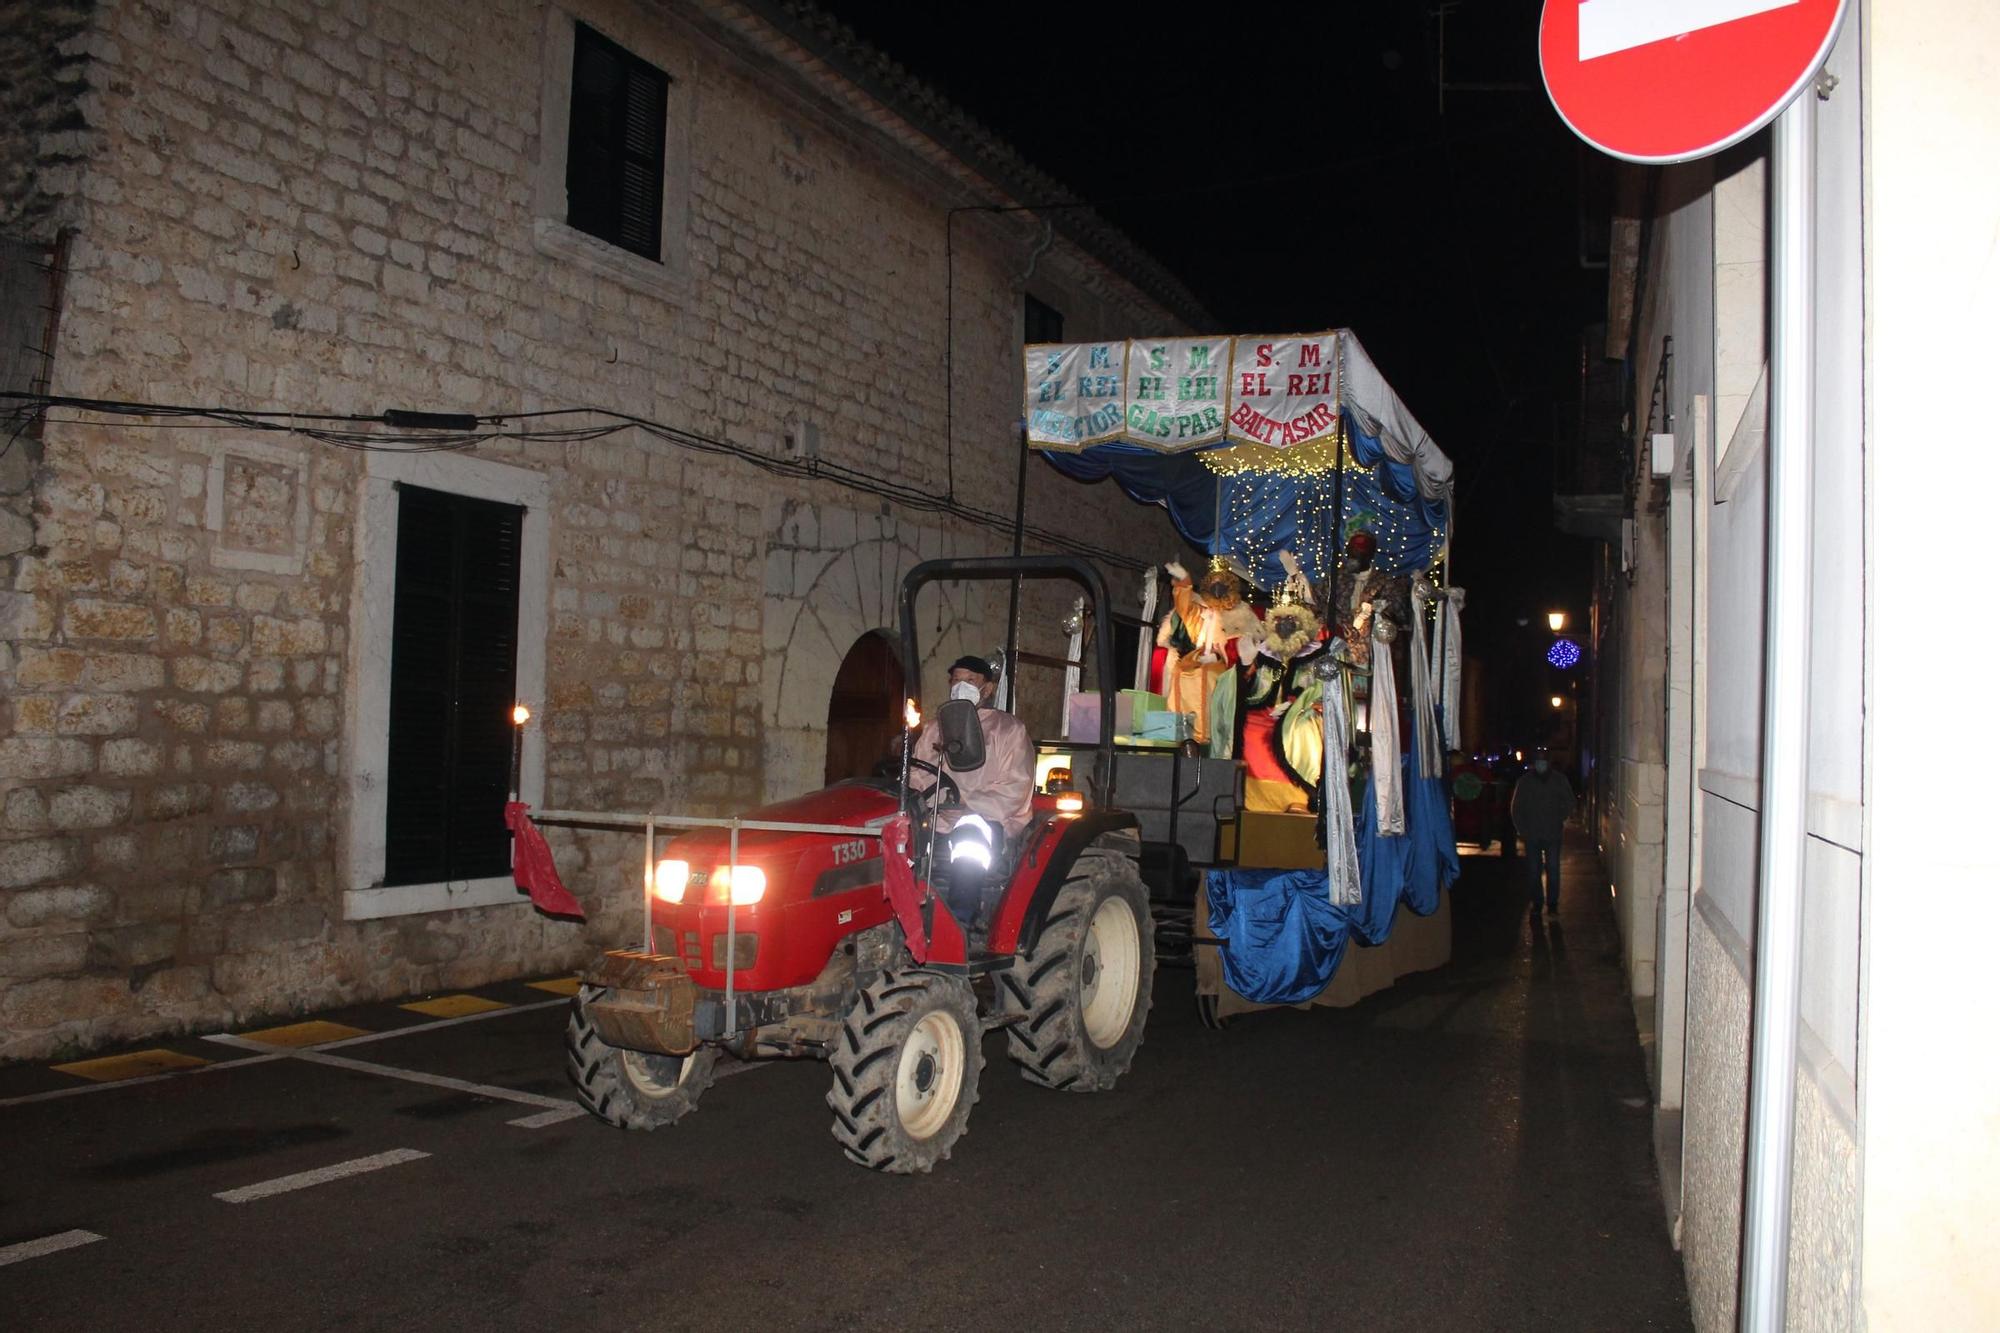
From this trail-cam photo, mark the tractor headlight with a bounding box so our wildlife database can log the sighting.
[712,864,766,905]
[652,858,690,904]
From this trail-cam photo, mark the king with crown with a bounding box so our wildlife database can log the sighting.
[1158,553,1260,750]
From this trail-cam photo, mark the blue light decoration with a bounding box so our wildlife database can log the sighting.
[1548,638,1581,669]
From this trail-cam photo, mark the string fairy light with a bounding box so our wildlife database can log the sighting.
[1197,432,1347,479]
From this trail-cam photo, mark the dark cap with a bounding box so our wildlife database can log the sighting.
[949,654,995,681]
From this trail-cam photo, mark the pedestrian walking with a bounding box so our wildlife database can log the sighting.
[1510,750,1574,917]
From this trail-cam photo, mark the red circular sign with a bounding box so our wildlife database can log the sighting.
[1540,0,1848,163]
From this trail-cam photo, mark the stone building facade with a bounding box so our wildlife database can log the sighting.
[0,0,1205,1060]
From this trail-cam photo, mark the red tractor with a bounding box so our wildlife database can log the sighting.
[565,556,1156,1173]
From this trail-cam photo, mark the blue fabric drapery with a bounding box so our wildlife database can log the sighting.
[1206,754,1460,1004]
[1037,408,1448,592]
[1401,735,1462,916]
[1038,441,1223,550]
[1206,867,1352,1006]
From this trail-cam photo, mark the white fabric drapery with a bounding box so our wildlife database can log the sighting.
[1060,595,1085,738]
[1438,586,1464,752]
[1336,336,1454,502]
[1135,566,1159,689]
[1321,659,1362,905]
[1369,624,1405,836]
[1408,581,1443,782]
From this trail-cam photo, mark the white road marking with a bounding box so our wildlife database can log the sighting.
[0,994,568,1109]
[313,997,569,1050]
[1578,0,1798,60]
[507,1104,588,1129]
[0,1230,106,1267]
[214,1148,431,1204]
[203,1033,571,1111]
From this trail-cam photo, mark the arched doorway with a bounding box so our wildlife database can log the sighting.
[824,630,904,785]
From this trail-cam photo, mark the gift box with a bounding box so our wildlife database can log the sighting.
[1116,689,1168,736]
[1066,692,1102,742]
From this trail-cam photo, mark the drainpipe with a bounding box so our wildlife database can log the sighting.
[1004,220,1055,713]
[1738,89,1814,1333]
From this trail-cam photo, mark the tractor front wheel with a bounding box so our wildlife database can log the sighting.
[997,847,1155,1092]
[566,983,717,1129]
[826,970,982,1173]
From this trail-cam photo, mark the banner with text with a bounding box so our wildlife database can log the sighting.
[1223,334,1341,449]
[1025,342,1129,449]
[1025,332,1343,452]
[1122,337,1231,451]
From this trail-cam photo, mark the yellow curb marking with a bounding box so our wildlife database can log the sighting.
[52,1049,211,1083]
[524,976,580,996]
[237,1020,371,1047]
[400,994,510,1019]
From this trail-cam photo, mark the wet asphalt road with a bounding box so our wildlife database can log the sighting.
[1,839,1689,1332]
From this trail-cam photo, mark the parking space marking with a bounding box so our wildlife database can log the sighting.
[51,1049,211,1083]
[507,1104,588,1129]
[238,1020,371,1047]
[525,976,581,996]
[214,1148,430,1204]
[0,1053,288,1109]
[0,1230,106,1268]
[313,997,567,1051]
[400,994,511,1019]
[3,995,566,1109]
[206,1033,572,1113]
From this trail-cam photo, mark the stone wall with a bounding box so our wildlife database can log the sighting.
[0,0,1189,1059]
[1680,909,1749,1333]
[1680,903,1859,1333]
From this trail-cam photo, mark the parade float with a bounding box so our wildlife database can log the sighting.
[1020,329,1465,1024]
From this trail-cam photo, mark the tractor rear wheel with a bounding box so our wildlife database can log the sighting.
[997,847,1155,1091]
[826,969,982,1173]
[566,983,717,1129]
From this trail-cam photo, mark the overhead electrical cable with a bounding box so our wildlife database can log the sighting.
[0,391,1143,570]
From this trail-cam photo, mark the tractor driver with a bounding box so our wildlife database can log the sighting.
[908,654,1036,847]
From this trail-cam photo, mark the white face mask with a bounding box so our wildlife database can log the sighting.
[1533,760,1550,775]
[949,680,982,704]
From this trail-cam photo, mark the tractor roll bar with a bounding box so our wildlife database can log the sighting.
[897,555,1119,815]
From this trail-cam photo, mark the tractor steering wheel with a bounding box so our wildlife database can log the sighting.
[903,756,964,811]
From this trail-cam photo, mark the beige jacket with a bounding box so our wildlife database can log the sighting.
[910,706,1036,839]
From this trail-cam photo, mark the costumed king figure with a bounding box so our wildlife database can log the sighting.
[1331,529,1409,668]
[1159,555,1260,752]
[1242,552,1330,813]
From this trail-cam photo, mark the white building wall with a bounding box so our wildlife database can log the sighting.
[1859,2,2000,1326]
[1608,15,1874,1330]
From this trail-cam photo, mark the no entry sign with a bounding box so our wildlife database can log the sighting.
[1540,0,1848,163]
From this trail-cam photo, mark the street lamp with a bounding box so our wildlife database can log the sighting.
[1547,610,1567,633]
[1550,695,1565,709]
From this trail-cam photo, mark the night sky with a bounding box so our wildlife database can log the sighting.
[817,1,1606,747]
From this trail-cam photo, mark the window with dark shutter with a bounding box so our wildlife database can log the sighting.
[383,484,524,887]
[1025,294,1065,345]
[566,22,668,262]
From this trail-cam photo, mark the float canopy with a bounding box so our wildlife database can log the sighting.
[1025,329,1454,587]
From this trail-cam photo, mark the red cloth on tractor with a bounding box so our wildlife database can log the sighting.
[879,813,965,966]
[504,802,585,919]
